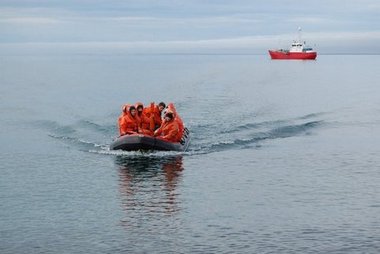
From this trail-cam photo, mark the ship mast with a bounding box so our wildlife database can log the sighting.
[297,27,302,43]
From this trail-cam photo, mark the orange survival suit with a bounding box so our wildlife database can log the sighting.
[154,111,180,142]
[166,103,184,142]
[118,104,139,136]
[135,102,155,135]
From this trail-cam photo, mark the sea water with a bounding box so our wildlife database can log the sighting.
[1,53,379,253]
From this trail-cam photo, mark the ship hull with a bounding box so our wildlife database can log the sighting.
[269,50,317,60]
[110,128,190,152]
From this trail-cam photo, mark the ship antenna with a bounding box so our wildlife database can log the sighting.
[298,26,302,42]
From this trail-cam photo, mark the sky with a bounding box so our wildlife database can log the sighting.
[1,0,380,54]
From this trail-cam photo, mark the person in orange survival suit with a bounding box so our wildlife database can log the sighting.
[166,103,184,141]
[135,102,155,136]
[118,104,139,136]
[151,102,166,130]
[153,110,180,142]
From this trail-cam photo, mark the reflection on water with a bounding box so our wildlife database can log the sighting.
[115,155,184,227]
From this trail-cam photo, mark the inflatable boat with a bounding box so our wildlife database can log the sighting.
[110,127,190,152]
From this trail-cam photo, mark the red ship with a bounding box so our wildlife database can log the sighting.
[269,28,317,60]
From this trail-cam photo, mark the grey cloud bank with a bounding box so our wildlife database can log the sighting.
[1,0,379,54]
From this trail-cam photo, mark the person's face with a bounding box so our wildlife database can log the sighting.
[130,109,136,116]
[164,116,171,122]
[159,105,164,112]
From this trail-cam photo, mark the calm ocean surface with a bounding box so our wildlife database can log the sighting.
[1,53,380,253]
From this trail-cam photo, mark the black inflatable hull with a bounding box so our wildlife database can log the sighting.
[110,128,190,152]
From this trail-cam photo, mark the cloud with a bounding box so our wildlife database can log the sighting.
[0,17,61,24]
[287,16,333,25]
[2,31,379,54]
[105,15,261,24]
[1,0,380,53]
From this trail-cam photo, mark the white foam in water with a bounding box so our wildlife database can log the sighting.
[89,147,186,157]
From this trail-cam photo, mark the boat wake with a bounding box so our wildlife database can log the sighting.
[189,112,326,155]
[34,119,112,152]
[36,112,326,157]
[197,120,322,154]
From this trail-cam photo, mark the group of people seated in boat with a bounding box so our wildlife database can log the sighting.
[118,102,185,143]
